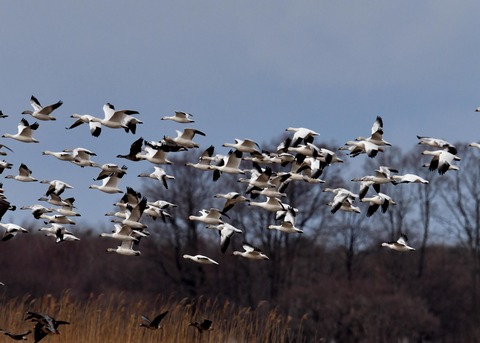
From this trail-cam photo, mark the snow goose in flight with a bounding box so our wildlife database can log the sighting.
[90,103,142,133]
[140,311,169,330]
[117,137,144,161]
[214,192,250,213]
[391,173,429,184]
[351,166,398,197]
[268,206,303,233]
[233,242,269,260]
[421,149,460,175]
[22,95,63,121]
[143,205,172,222]
[208,149,245,181]
[238,164,275,193]
[40,214,76,225]
[285,127,319,147]
[250,173,290,199]
[40,224,79,243]
[381,233,415,252]
[66,114,102,137]
[189,319,214,333]
[63,147,98,167]
[417,136,457,155]
[323,188,360,214]
[0,329,32,341]
[5,163,37,182]
[51,201,81,217]
[161,111,194,123]
[110,196,148,230]
[39,179,73,196]
[249,196,291,212]
[355,116,391,146]
[137,141,172,165]
[0,144,13,156]
[89,172,125,194]
[138,167,175,189]
[188,208,226,225]
[222,138,261,154]
[0,223,28,241]
[339,139,384,158]
[94,163,128,181]
[21,204,53,219]
[361,192,396,217]
[163,128,205,149]
[206,222,243,253]
[38,194,75,207]
[100,223,146,242]
[469,142,480,150]
[185,145,216,171]
[183,254,219,265]
[106,239,141,256]
[2,118,39,143]
[0,160,12,174]
[42,150,75,162]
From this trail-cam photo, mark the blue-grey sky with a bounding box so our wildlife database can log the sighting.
[0,1,479,228]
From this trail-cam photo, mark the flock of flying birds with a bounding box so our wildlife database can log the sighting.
[0,95,473,341]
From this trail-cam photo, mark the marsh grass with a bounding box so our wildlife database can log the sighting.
[0,291,310,342]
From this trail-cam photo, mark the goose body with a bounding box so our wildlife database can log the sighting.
[185,145,216,171]
[392,173,429,184]
[161,111,194,123]
[183,254,219,265]
[25,311,69,343]
[5,163,37,182]
[106,239,141,256]
[66,114,102,137]
[0,223,28,241]
[90,103,142,133]
[163,128,205,149]
[138,167,175,189]
[222,138,261,153]
[39,179,73,196]
[421,149,460,175]
[233,242,269,260]
[189,319,214,333]
[208,149,245,181]
[361,192,396,217]
[42,150,75,162]
[2,118,39,143]
[188,208,225,225]
[22,95,62,121]
[382,233,415,252]
[140,311,169,330]
[89,173,124,194]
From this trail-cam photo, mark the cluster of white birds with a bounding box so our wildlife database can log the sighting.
[3,95,480,269]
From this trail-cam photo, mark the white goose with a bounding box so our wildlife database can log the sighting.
[233,242,269,260]
[0,223,28,241]
[421,149,461,175]
[183,254,219,265]
[106,240,141,256]
[208,149,245,181]
[355,116,391,146]
[185,145,216,171]
[381,233,415,252]
[138,167,175,189]
[361,192,396,217]
[66,114,102,137]
[2,118,40,143]
[392,173,429,184]
[161,111,194,123]
[5,163,37,182]
[42,150,75,162]
[93,163,128,181]
[90,103,142,133]
[285,127,319,146]
[89,173,124,194]
[163,128,205,149]
[64,147,98,167]
[417,136,457,154]
[249,196,291,212]
[206,222,243,253]
[137,141,172,165]
[22,95,63,121]
[40,214,76,225]
[214,192,250,213]
[110,197,148,230]
[20,204,53,219]
[99,223,146,242]
[188,208,225,225]
[39,179,73,196]
[222,138,261,154]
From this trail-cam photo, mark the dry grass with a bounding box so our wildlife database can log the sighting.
[0,291,310,342]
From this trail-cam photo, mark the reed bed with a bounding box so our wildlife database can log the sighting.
[0,291,312,342]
